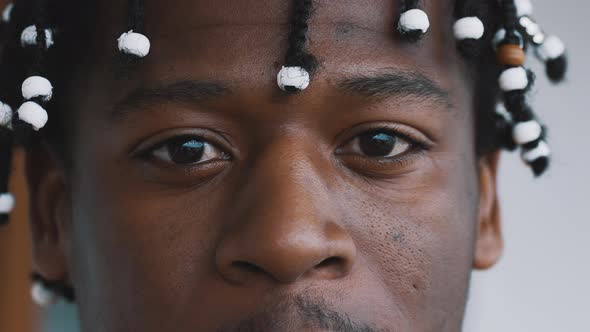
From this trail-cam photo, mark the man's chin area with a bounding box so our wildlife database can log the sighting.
[214,295,390,332]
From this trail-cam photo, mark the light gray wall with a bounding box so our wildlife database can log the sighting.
[464,1,590,331]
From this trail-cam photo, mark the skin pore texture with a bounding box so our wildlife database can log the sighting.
[26,0,503,331]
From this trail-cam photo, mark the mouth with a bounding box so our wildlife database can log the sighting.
[218,295,383,332]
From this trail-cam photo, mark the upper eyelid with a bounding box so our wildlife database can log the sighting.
[130,129,234,160]
[337,125,434,151]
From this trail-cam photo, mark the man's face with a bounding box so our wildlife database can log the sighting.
[28,0,502,331]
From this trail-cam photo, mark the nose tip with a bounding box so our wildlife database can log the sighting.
[215,223,356,285]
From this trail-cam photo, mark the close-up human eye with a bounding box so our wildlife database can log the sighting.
[338,130,415,160]
[145,136,229,166]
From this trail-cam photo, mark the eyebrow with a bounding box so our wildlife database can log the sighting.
[111,80,231,118]
[337,71,451,106]
[111,71,450,119]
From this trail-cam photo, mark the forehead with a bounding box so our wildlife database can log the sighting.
[91,0,457,81]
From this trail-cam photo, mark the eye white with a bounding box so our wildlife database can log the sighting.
[152,140,220,164]
[347,134,412,158]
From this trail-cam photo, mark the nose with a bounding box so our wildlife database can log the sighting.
[215,140,356,285]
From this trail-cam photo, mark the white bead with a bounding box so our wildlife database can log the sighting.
[2,3,13,23]
[17,101,48,131]
[277,66,310,91]
[0,102,12,128]
[515,0,534,17]
[519,16,541,37]
[0,193,14,214]
[522,141,550,163]
[532,32,545,46]
[398,9,430,34]
[117,30,151,58]
[31,282,57,307]
[20,25,54,49]
[512,120,542,145]
[537,36,565,61]
[499,67,528,92]
[22,76,53,101]
[453,17,485,40]
[495,102,512,121]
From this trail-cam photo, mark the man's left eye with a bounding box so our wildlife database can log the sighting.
[339,130,413,159]
[149,136,228,165]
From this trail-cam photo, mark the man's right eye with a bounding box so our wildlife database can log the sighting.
[146,136,229,166]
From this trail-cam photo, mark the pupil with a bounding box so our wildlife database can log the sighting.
[169,139,205,164]
[359,132,396,157]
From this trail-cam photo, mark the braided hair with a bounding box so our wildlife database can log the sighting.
[0,0,568,304]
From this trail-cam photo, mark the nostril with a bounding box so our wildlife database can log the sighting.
[316,256,345,269]
[231,261,265,274]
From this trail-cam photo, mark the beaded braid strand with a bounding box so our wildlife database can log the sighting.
[16,0,53,133]
[495,0,549,176]
[513,0,567,82]
[0,4,15,224]
[118,0,151,58]
[277,0,317,93]
[453,0,486,58]
[398,0,430,42]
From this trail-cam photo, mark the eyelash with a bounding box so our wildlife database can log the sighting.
[136,135,230,165]
[370,125,431,151]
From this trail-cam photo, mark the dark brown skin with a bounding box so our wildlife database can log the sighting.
[26,0,503,331]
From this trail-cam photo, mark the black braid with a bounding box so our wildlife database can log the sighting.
[127,0,145,34]
[31,0,48,73]
[284,0,317,75]
[117,0,147,70]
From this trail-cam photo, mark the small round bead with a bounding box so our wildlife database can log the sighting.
[496,44,526,66]
[117,30,151,58]
[17,101,48,131]
[0,102,13,128]
[31,282,58,307]
[522,141,550,163]
[2,3,13,23]
[22,76,53,102]
[453,17,485,40]
[498,67,529,92]
[512,120,542,145]
[515,0,534,17]
[0,193,15,214]
[277,66,310,92]
[532,32,546,46]
[398,9,430,34]
[492,29,524,50]
[537,36,565,61]
[20,25,54,49]
[519,16,541,37]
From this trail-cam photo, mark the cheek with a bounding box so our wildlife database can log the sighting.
[343,140,480,325]
[67,155,226,329]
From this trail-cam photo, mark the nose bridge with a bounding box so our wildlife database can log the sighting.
[215,134,356,284]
